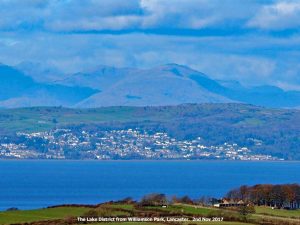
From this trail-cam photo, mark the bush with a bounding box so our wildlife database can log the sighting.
[140,193,168,206]
[82,207,114,217]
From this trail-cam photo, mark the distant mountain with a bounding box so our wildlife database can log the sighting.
[57,63,300,108]
[57,65,136,91]
[16,61,66,83]
[0,64,98,108]
[189,74,300,108]
[1,62,300,108]
[75,64,233,107]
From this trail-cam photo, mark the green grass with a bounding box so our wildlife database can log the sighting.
[184,222,254,225]
[78,221,253,225]
[0,207,90,225]
[0,107,140,133]
[91,207,131,217]
[79,223,164,225]
[171,204,218,215]
[0,103,291,134]
[108,204,135,211]
[145,204,218,216]
[0,106,171,134]
[255,206,300,218]
[1,203,298,225]
[78,222,253,225]
[80,222,253,225]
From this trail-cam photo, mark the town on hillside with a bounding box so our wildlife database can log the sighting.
[0,128,281,160]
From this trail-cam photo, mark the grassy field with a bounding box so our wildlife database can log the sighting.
[0,207,90,225]
[145,204,219,216]
[0,203,299,225]
[255,206,300,218]
[77,223,164,225]
[108,204,135,211]
[82,222,253,225]
[182,222,254,225]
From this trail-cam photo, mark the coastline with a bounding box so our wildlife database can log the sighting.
[0,159,299,162]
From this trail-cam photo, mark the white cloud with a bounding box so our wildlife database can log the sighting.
[247,1,300,30]
[0,0,261,32]
[44,0,142,31]
[140,0,217,29]
[47,15,141,31]
[45,0,219,31]
[139,0,260,29]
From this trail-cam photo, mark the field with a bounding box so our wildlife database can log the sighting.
[145,204,219,215]
[255,206,300,218]
[0,207,90,224]
[81,222,252,225]
[0,203,299,225]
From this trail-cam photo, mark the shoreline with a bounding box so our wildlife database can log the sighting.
[0,159,299,162]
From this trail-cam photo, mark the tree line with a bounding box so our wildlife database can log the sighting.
[118,183,300,210]
[226,184,300,209]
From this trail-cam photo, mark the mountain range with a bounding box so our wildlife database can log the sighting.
[0,64,98,108]
[1,62,300,108]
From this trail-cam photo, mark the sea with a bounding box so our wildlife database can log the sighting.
[0,160,299,211]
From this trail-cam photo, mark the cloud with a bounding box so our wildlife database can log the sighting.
[0,0,142,31]
[247,1,300,30]
[45,0,143,31]
[44,0,219,31]
[0,0,260,32]
[139,0,216,29]
[47,15,141,31]
[46,0,260,32]
[6,0,300,33]
[1,31,300,89]
[0,0,300,90]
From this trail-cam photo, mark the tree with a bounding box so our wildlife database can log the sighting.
[227,184,300,209]
[140,193,168,206]
[180,195,194,204]
[238,204,255,221]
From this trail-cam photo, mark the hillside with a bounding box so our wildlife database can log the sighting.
[0,104,299,160]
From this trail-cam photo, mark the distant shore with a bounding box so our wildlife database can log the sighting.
[1,158,299,162]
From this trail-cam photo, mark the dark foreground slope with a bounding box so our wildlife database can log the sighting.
[0,104,299,159]
[0,201,299,225]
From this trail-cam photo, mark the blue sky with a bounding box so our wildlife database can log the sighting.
[0,0,300,90]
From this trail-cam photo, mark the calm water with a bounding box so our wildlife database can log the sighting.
[0,160,299,210]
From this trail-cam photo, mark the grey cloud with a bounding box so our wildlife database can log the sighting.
[1,31,300,89]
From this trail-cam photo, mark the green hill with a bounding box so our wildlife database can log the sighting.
[0,103,300,159]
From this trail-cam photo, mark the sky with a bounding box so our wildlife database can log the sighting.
[0,0,300,90]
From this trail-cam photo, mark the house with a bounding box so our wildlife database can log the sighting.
[214,199,245,208]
